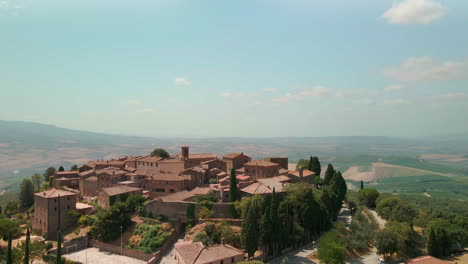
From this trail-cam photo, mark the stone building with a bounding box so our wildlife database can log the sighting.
[223,153,251,172]
[97,185,143,209]
[32,188,77,240]
[174,242,245,264]
[244,160,282,179]
[264,157,288,170]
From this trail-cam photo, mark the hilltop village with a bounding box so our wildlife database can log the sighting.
[31,146,317,263]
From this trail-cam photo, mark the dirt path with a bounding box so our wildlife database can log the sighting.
[369,210,386,230]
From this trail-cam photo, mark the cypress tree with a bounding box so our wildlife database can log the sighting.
[308,156,314,171]
[49,177,54,188]
[56,230,62,264]
[360,180,364,190]
[24,228,30,264]
[427,227,437,257]
[323,164,335,185]
[7,232,12,264]
[58,166,64,172]
[186,203,195,226]
[0,205,2,214]
[241,198,261,258]
[229,168,239,202]
[312,157,321,176]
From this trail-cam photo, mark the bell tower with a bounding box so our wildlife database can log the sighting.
[181,145,189,160]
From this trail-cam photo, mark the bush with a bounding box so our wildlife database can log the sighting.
[193,232,212,246]
[357,189,380,208]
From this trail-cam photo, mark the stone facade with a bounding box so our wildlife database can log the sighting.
[32,188,77,240]
[223,153,251,172]
[244,160,282,179]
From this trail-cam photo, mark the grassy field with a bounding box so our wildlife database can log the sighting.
[349,174,468,200]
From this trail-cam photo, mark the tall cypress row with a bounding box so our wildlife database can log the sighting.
[229,168,238,202]
[24,228,30,264]
[7,232,12,264]
[323,164,335,185]
[56,230,62,264]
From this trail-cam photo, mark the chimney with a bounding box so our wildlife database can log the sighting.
[181,146,189,160]
[299,167,304,177]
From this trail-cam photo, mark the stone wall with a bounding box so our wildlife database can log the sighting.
[50,235,88,255]
[146,200,233,220]
[89,239,154,262]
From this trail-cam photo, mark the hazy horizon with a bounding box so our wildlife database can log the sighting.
[1,0,467,138]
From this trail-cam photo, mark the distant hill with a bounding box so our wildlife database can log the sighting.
[2,120,468,172]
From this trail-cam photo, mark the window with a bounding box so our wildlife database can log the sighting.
[67,197,70,200]
[67,205,70,209]
[221,261,224,264]
[54,207,57,211]
[170,189,175,193]
[231,258,234,263]
[54,199,57,203]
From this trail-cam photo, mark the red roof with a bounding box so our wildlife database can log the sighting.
[405,256,452,264]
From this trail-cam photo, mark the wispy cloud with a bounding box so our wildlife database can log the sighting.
[174,77,192,86]
[382,56,467,82]
[384,85,406,91]
[384,98,411,105]
[123,100,143,105]
[220,91,233,98]
[263,88,277,92]
[272,86,329,103]
[380,0,446,24]
[135,108,155,113]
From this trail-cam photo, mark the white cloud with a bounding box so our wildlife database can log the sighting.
[123,99,143,105]
[263,88,277,92]
[135,108,155,113]
[432,92,468,101]
[174,77,192,86]
[384,98,411,105]
[380,0,445,24]
[220,91,233,98]
[384,85,406,91]
[382,56,467,82]
[272,86,329,103]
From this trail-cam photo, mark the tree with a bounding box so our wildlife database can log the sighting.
[229,168,239,203]
[7,232,12,264]
[0,218,20,240]
[0,205,2,214]
[31,173,42,191]
[56,230,62,264]
[24,228,30,264]
[58,166,64,172]
[360,180,364,190]
[70,164,78,171]
[43,167,56,181]
[317,229,346,264]
[296,159,309,170]
[375,229,399,258]
[19,179,34,207]
[48,177,54,188]
[312,157,321,177]
[357,188,380,208]
[89,202,131,242]
[4,201,18,216]
[241,195,263,258]
[323,164,335,185]
[193,232,212,246]
[186,203,196,226]
[126,195,146,212]
[18,240,45,264]
[150,148,170,158]
[427,227,437,257]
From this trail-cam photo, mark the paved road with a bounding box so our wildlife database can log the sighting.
[267,242,317,264]
[347,209,387,264]
[158,236,185,264]
[63,247,146,264]
[338,205,352,228]
[369,209,387,230]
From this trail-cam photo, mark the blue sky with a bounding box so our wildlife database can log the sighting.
[1,0,467,137]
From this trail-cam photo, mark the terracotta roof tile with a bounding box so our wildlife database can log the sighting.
[35,188,76,198]
[101,186,142,196]
[244,160,280,167]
